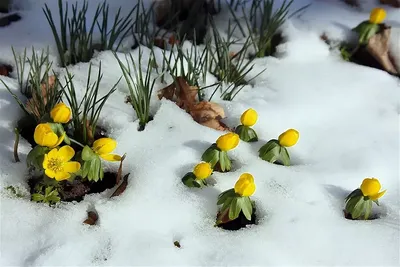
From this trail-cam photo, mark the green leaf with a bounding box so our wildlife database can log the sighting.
[27,146,50,170]
[201,144,220,168]
[219,151,232,172]
[235,125,258,142]
[351,197,365,219]
[241,197,253,221]
[229,197,242,220]
[31,193,45,202]
[217,188,236,205]
[364,199,373,220]
[279,146,291,166]
[81,146,96,161]
[182,172,202,188]
[345,189,362,203]
[259,140,281,163]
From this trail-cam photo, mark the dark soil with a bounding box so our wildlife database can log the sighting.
[217,209,257,231]
[0,13,21,27]
[28,172,118,202]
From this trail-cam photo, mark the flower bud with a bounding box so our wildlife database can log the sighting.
[234,173,256,197]
[50,103,71,123]
[216,133,240,151]
[360,178,386,200]
[278,129,299,147]
[193,162,212,180]
[34,123,64,148]
[369,8,386,24]
[240,108,258,127]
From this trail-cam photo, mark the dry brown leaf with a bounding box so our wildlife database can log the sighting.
[83,211,98,225]
[110,173,129,198]
[158,77,198,112]
[190,101,229,131]
[25,75,57,118]
[0,64,12,76]
[366,27,399,74]
[116,154,126,184]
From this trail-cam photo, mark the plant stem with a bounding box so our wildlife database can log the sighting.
[68,137,85,148]
[13,128,20,163]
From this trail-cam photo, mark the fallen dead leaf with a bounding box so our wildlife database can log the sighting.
[116,154,127,184]
[158,77,198,112]
[190,101,229,131]
[110,173,129,198]
[0,64,12,76]
[83,211,98,225]
[380,0,400,8]
[366,26,399,74]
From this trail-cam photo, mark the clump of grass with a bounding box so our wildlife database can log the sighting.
[0,47,62,122]
[61,62,120,146]
[206,18,264,101]
[230,0,309,57]
[43,0,135,67]
[160,37,209,100]
[115,48,158,131]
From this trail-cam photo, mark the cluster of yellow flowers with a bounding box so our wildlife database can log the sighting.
[30,103,121,182]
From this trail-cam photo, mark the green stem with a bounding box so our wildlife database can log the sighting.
[68,137,85,148]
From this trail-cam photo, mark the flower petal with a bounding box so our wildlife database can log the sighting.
[100,153,122,162]
[45,168,56,179]
[63,161,81,173]
[47,148,59,159]
[52,132,65,148]
[54,171,70,181]
[370,190,386,200]
[93,138,117,155]
[58,145,75,162]
[42,154,49,169]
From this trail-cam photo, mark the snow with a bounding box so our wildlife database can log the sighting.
[1,0,399,266]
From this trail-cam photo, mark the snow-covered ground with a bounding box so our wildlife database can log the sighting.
[1,0,399,266]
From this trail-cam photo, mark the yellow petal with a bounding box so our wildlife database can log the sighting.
[278,129,299,147]
[47,148,59,159]
[234,173,256,197]
[42,154,49,169]
[63,161,81,173]
[216,133,240,151]
[369,8,386,24]
[241,182,256,197]
[93,138,117,155]
[34,124,58,147]
[193,162,212,180]
[100,153,122,162]
[240,108,258,127]
[58,145,75,162]
[360,178,381,197]
[45,168,56,179]
[50,103,71,123]
[54,171,70,181]
[52,132,65,148]
[370,190,386,200]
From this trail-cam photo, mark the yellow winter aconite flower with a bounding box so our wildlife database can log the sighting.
[34,123,65,148]
[193,162,212,180]
[50,103,71,123]
[278,129,299,147]
[92,138,122,161]
[43,145,81,181]
[360,178,386,200]
[240,108,258,127]
[216,132,240,151]
[369,8,386,24]
[234,173,256,197]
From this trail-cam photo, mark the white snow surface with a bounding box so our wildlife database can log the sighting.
[1,0,400,266]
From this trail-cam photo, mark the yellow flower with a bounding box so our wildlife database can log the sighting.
[278,129,299,147]
[50,103,71,123]
[240,108,258,127]
[43,145,81,181]
[216,132,240,151]
[234,173,256,197]
[34,123,65,148]
[193,162,212,180]
[360,178,386,200]
[369,8,386,24]
[92,138,122,161]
